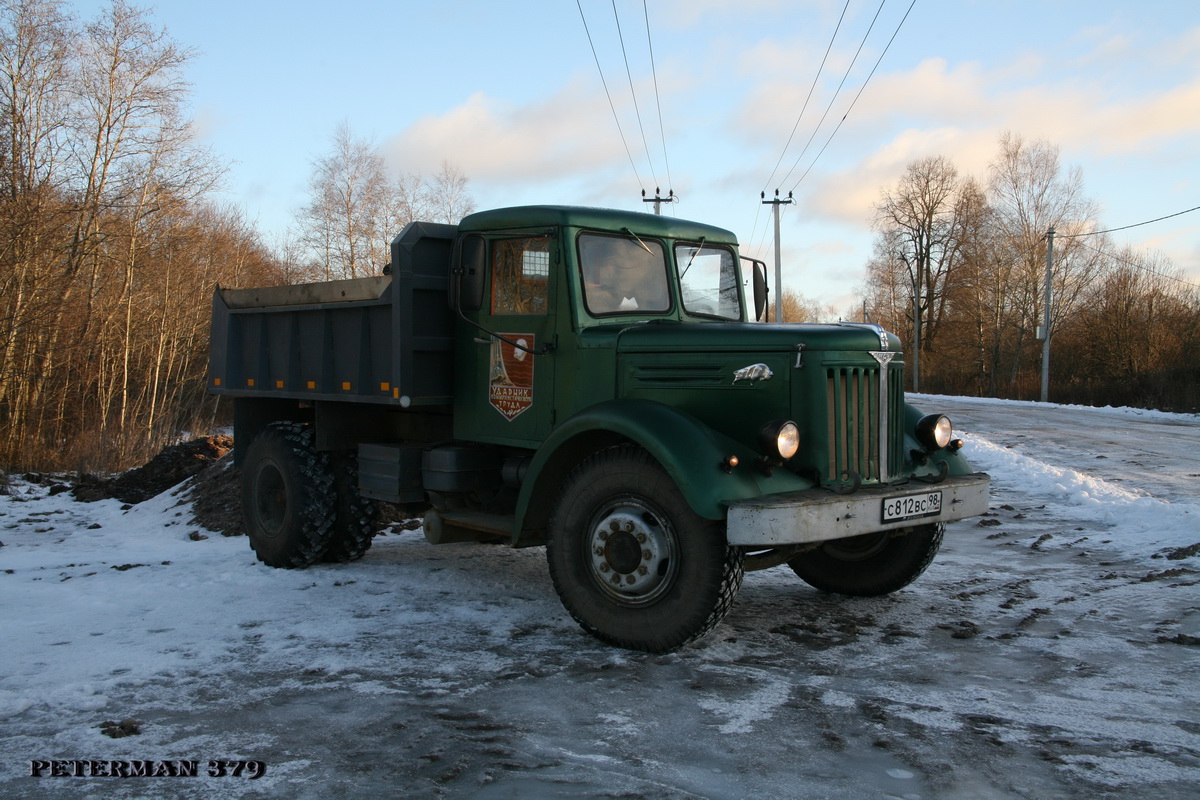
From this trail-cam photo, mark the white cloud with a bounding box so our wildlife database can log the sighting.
[382,79,626,184]
[759,48,1200,228]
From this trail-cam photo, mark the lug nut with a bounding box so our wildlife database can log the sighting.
[642,549,652,560]
[636,532,646,543]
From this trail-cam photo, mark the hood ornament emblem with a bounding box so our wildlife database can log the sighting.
[733,363,773,383]
[838,322,889,351]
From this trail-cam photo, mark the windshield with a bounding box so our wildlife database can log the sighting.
[675,243,742,320]
[579,233,670,316]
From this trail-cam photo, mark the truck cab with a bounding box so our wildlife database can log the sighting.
[209,205,990,653]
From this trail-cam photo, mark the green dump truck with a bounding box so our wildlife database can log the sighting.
[209,205,990,652]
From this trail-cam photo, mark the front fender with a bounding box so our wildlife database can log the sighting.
[513,399,813,544]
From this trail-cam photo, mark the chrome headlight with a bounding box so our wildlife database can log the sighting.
[759,420,800,460]
[916,414,953,451]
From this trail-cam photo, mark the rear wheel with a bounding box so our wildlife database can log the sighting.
[322,451,377,563]
[241,423,336,568]
[787,523,944,597]
[547,446,744,653]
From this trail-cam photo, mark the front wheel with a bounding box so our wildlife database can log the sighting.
[787,523,944,597]
[547,446,744,653]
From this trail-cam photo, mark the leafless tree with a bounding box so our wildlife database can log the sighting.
[986,132,1100,392]
[859,133,1200,410]
[870,155,976,389]
[427,159,476,224]
[295,126,476,279]
[0,1,268,471]
[780,289,834,323]
[299,121,390,279]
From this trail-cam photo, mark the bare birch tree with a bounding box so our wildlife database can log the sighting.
[299,121,390,279]
[296,125,476,279]
[987,132,1099,392]
[427,159,476,224]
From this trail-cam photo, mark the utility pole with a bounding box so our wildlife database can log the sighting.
[761,190,793,322]
[642,187,675,215]
[903,255,921,392]
[912,288,921,393]
[1039,227,1055,402]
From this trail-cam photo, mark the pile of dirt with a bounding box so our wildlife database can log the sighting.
[184,454,244,537]
[73,435,234,504]
[64,432,421,539]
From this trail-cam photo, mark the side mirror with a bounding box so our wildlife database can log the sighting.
[751,259,769,321]
[457,234,486,312]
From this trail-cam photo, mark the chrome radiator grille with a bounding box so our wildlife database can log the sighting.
[825,360,905,484]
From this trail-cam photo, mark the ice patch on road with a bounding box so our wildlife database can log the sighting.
[1059,754,1200,788]
[694,667,792,734]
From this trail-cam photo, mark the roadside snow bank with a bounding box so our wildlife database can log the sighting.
[911,393,1200,424]
[964,435,1199,555]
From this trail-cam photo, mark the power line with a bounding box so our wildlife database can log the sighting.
[576,0,644,190]
[1071,238,1200,292]
[760,0,852,194]
[750,0,851,253]
[752,0,911,259]
[777,0,891,190]
[612,0,659,189]
[643,0,673,199]
[1056,204,1200,239]
[788,0,918,195]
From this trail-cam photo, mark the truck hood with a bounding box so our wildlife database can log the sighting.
[604,321,901,354]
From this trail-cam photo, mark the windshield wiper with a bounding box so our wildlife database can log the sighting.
[679,236,706,279]
[621,227,653,255]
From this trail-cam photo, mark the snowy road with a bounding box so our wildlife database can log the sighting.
[1,396,1198,799]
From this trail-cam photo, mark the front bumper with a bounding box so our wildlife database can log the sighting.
[725,473,991,546]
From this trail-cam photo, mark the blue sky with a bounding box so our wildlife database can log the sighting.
[75,0,1200,310]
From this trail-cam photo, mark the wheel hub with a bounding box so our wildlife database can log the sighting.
[588,505,673,603]
[253,462,287,538]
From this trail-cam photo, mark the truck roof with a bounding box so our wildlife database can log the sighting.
[458,205,738,245]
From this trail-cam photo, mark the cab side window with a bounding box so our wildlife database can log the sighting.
[491,237,551,315]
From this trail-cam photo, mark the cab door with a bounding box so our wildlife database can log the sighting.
[453,233,558,446]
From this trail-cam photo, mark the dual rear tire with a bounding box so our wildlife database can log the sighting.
[241,423,376,568]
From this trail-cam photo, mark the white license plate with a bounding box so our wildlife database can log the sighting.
[882,491,942,523]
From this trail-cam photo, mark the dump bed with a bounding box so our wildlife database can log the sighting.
[209,221,457,407]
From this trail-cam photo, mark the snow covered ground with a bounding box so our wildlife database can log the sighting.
[1,395,1197,799]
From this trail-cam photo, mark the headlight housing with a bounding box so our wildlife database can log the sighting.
[916,414,953,451]
[759,419,800,460]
